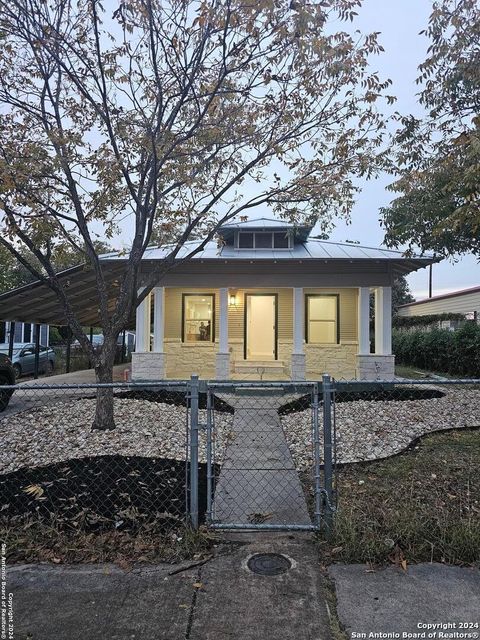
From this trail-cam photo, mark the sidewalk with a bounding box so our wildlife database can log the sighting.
[7,538,480,639]
[8,534,331,640]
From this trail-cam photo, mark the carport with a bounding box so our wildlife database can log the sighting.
[0,262,132,378]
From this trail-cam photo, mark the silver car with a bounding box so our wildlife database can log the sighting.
[0,343,55,378]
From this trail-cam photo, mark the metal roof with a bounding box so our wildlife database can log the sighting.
[103,236,436,263]
[0,229,438,326]
[398,285,480,308]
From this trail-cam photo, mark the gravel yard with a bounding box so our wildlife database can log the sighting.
[1,397,234,475]
[281,386,480,471]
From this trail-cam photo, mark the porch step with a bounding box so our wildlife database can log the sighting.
[233,360,285,374]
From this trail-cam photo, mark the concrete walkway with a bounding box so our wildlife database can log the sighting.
[212,390,311,527]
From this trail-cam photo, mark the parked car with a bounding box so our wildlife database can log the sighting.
[0,352,15,411]
[0,343,55,379]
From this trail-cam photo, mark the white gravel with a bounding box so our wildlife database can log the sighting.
[1,398,233,475]
[281,387,480,471]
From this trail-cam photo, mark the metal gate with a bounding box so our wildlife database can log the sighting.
[199,379,332,531]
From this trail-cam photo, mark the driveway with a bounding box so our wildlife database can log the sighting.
[2,364,131,419]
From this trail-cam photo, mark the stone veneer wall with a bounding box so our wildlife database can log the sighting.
[305,343,358,380]
[164,340,217,378]
[355,354,395,380]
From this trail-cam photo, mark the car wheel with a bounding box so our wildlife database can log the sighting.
[0,374,14,412]
[12,363,21,379]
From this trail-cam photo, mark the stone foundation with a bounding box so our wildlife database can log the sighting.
[305,343,358,380]
[291,353,306,380]
[131,352,166,380]
[356,354,395,380]
[215,353,231,379]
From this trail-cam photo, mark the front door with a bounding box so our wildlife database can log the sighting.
[245,294,277,360]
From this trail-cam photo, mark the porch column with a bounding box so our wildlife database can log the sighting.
[153,287,164,352]
[357,287,370,355]
[150,286,166,378]
[356,286,394,380]
[216,287,230,378]
[291,287,306,380]
[374,286,392,355]
[135,289,151,352]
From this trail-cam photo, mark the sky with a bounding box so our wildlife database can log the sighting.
[326,0,479,301]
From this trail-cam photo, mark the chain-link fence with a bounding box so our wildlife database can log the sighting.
[1,375,478,563]
[0,381,197,563]
[204,381,324,531]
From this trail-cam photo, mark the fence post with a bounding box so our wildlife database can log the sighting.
[189,374,200,529]
[312,383,322,530]
[206,387,213,525]
[322,373,334,535]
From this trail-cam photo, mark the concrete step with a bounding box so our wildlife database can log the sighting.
[233,360,285,374]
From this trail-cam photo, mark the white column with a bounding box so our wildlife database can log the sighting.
[135,289,151,352]
[293,287,304,354]
[291,287,306,380]
[219,288,229,354]
[357,287,370,355]
[153,287,164,353]
[216,288,230,378]
[374,286,392,355]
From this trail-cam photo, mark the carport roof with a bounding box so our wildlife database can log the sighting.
[0,238,438,326]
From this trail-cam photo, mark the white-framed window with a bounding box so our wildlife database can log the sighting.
[236,231,291,250]
[305,294,339,344]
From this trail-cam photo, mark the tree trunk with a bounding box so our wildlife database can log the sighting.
[91,337,117,431]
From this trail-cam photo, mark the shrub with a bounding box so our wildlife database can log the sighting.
[392,322,480,377]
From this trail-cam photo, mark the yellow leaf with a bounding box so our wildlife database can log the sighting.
[22,484,44,499]
[192,582,203,589]
[401,559,407,572]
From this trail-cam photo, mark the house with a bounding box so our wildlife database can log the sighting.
[398,286,480,326]
[0,321,49,346]
[123,218,435,380]
[0,218,436,380]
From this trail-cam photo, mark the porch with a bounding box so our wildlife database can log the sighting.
[131,286,394,381]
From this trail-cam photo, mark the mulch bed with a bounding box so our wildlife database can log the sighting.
[279,387,445,415]
[0,454,212,532]
[115,388,234,413]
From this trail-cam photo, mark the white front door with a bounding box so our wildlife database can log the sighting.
[245,295,276,360]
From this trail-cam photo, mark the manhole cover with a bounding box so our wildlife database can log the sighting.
[247,553,291,576]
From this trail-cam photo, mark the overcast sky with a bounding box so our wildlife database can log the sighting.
[327,0,479,300]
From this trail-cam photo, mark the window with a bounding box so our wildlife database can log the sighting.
[238,232,254,248]
[273,232,289,248]
[237,231,291,249]
[306,295,339,344]
[182,294,215,342]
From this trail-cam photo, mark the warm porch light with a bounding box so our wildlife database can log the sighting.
[229,292,237,306]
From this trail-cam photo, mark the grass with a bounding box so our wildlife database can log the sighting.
[321,427,480,567]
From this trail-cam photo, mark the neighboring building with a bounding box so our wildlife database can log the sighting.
[398,286,480,325]
[0,321,49,346]
[0,217,436,381]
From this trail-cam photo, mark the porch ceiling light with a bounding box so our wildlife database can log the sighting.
[229,292,237,306]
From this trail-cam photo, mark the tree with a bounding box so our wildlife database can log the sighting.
[0,241,113,294]
[0,0,391,429]
[392,275,414,313]
[380,0,480,258]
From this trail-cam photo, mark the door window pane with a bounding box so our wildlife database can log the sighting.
[183,295,214,342]
[307,296,338,344]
